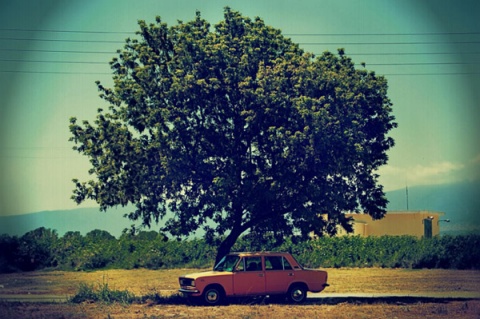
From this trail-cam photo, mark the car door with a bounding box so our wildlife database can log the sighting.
[232,256,265,296]
[264,255,295,294]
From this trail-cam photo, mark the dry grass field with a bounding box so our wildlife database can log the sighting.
[1,268,480,318]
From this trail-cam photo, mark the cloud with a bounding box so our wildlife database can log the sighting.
[471,154,480,165]
[377,155,480,191]
[407,161,464,182]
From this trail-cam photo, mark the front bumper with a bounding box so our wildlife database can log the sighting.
[179,288,200,294]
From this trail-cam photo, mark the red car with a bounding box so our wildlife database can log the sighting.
[179,252,329,305]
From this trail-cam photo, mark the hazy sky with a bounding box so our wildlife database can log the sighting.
[1,0,479,216]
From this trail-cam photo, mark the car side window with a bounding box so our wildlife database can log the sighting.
[245,257,262,271]
[265,256,283,270]
[236,258,245,271]
[282,256,293,270]
[265,256,293,270]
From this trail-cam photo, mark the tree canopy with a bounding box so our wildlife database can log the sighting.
[69,8,397,261]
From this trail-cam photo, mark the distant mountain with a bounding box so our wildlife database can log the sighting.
[0,206,142,238]
[385,180,480,235]
[1,181,479,238]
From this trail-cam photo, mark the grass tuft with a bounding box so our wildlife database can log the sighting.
[70,276,136,304]
[70,275,185,305]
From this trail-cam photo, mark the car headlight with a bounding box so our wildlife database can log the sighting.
[180,278,195,287]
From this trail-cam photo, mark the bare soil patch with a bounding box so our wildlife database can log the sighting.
[1,268,480,318]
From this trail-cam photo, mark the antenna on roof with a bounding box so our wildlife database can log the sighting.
[406,185,409,211]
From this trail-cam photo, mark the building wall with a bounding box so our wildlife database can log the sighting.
[338,211,445,238]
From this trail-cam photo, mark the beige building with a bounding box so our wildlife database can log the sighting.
[337,211,446,238]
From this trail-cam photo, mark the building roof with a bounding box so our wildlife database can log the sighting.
[346,210,445,216]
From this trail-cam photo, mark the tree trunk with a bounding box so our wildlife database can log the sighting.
[214,227,244,265]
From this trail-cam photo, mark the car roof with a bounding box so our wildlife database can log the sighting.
[227,252,290,257]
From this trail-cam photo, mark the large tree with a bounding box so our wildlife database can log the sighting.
[69,8,396,262]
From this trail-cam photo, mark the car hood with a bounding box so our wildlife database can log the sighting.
[181,270,232,280]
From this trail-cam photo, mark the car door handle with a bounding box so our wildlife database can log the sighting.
[288,273,294,276]
[258,273,264,277]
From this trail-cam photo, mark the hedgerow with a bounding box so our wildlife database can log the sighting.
[0,228,479,272]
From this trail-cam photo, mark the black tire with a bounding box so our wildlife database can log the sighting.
[287,284,307,303]
[202,285,225,306]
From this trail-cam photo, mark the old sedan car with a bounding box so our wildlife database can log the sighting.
[179,252,328,305]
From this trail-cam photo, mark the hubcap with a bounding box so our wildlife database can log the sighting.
[206,290,219,302]
[291,289,304,301]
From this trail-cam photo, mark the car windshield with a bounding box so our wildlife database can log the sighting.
[214,255,240,272]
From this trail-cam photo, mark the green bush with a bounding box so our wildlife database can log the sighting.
[2,227,480,272]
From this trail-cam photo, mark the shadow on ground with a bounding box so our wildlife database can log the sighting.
[308,296,475,305]
[2,294,477,306]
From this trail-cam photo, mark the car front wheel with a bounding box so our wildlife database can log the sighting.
[202,286,225,306]
[287,284,307,303]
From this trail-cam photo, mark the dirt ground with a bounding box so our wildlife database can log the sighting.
[1,268,480,318]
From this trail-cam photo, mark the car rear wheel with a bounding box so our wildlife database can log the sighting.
[287,284,307,303]
[202,285,225,306]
